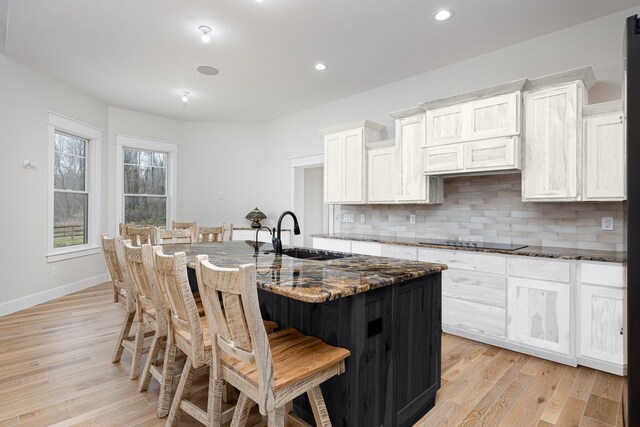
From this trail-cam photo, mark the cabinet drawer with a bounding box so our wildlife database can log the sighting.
[443,297,505,338]
[381,244,417,260]
[579,262,625,288]
[464,137,518,170]
[507,257,571,283]
[351,241,382,256]
[442,269,506,307]
[418,248,506,275]
[424,146,463,173]
[312,238,351,253]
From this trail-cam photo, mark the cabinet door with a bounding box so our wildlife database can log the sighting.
[507,277,571,355]
[342,129,365,203]
[312,237,352,253]
[426,104,466,146]
[324,133,343,203]
[468,92,519,141]
[367,147,395,203]
[381,245,417,260]
[396,114,427,201]
[522,83,581,200]
[464,137,519,171]
[579,285,624,365]
[424,145,463,174]
[351,241,382,256]
[584,112,626,200]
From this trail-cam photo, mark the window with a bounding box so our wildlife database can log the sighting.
[123,148,168,226]
[48,112,102,261]
[115,135,177,230]
[53,131,88,248]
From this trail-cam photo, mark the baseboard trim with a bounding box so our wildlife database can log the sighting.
[0,273,109,317]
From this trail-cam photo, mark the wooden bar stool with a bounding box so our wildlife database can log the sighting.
[158,228,193,244]
[123,242,176,417]
[101,234,147,380]
[127,225,156,245]
[172,220,197,241]
[198,226,224,243]
[195,255,350,427]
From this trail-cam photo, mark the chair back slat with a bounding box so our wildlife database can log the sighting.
[195,255,273,405]
[158,228,192,244]
[127,226,156,245]
[153,247,204,363]
[101,234,134,311]
[119,222,135,240]
[172,221,197,240]
[198,226,224,243]
[124,242,168,334]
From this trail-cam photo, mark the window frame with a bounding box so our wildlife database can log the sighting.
[115,134,178,231]
[47,112,102,262]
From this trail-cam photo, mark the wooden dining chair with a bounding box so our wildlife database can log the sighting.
[222,223,233,242]
[119,222,135,241]
[195,255,350,427]
[123,242,176,417]
[101,234,147,380]
[172,220,197,241]
[197,226,224,243]
[127,225,156,245]
[158,228,193,244]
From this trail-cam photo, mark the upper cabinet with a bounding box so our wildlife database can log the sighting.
[522,81,584,201]
[583,102,626,201]
[521,67,625,202]
[392,111,443,203]
[422,80,525,177]
[321,120,385,204]
[367,140,396,203]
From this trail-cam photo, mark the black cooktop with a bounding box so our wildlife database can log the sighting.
[419,239,528,251]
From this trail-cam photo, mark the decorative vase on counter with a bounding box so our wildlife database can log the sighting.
[245,207,266,229]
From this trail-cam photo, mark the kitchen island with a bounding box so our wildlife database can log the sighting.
[162,241,447,427]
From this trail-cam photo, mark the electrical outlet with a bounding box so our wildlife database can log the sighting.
[342,214,355,223]
[409,214,416,225]
[359,214,366,223]
[602,217,614,231]
[216,192,224,200]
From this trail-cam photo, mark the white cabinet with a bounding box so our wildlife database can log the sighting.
[583,109,626,201]
[321,120,385,204]
[380,245,417,260]
[578,262,626,375]
[507,276,572,356]
[367,141,395,203]
[312,237,352,253]
[423,91,522,176]
[425,92,520,147]
[395,114,443,203]
[351,241,382,256]
[522,82,585,201]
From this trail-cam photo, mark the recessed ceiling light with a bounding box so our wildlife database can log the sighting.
[197,66,220,76]
[433,8,454,21]
[315,63,327,71]
[180,91,190,103]
[199,25,212,43]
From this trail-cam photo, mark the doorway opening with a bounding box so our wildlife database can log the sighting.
[290,154,330,247]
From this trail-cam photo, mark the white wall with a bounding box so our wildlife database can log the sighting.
[179,122,273,228]
[265,7,640,213]
[0,53,109,312]
[303,166,324,246]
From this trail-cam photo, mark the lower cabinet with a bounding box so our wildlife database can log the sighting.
[507,277,572,357]
[312,237,352,253]
[381,244,418,260]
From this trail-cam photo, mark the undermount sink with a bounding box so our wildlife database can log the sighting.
[269,248,352,261]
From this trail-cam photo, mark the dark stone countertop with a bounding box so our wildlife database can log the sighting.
[311,233,627,263]
[160,241,447,304]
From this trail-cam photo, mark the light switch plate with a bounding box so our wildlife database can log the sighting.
[602,217,614,231]
[409,214,416,225]
[216,192,224,200]
[359,214,366,223]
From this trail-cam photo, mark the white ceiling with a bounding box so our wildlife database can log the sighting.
[4,0,638,121]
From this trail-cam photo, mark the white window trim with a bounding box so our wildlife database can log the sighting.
[115,134,178,231]
[47,112,102,263]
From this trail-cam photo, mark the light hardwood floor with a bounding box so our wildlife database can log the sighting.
[0,283,624,427]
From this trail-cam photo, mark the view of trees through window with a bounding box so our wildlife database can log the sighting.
[124,148,167,226]
[53,131,88,248]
